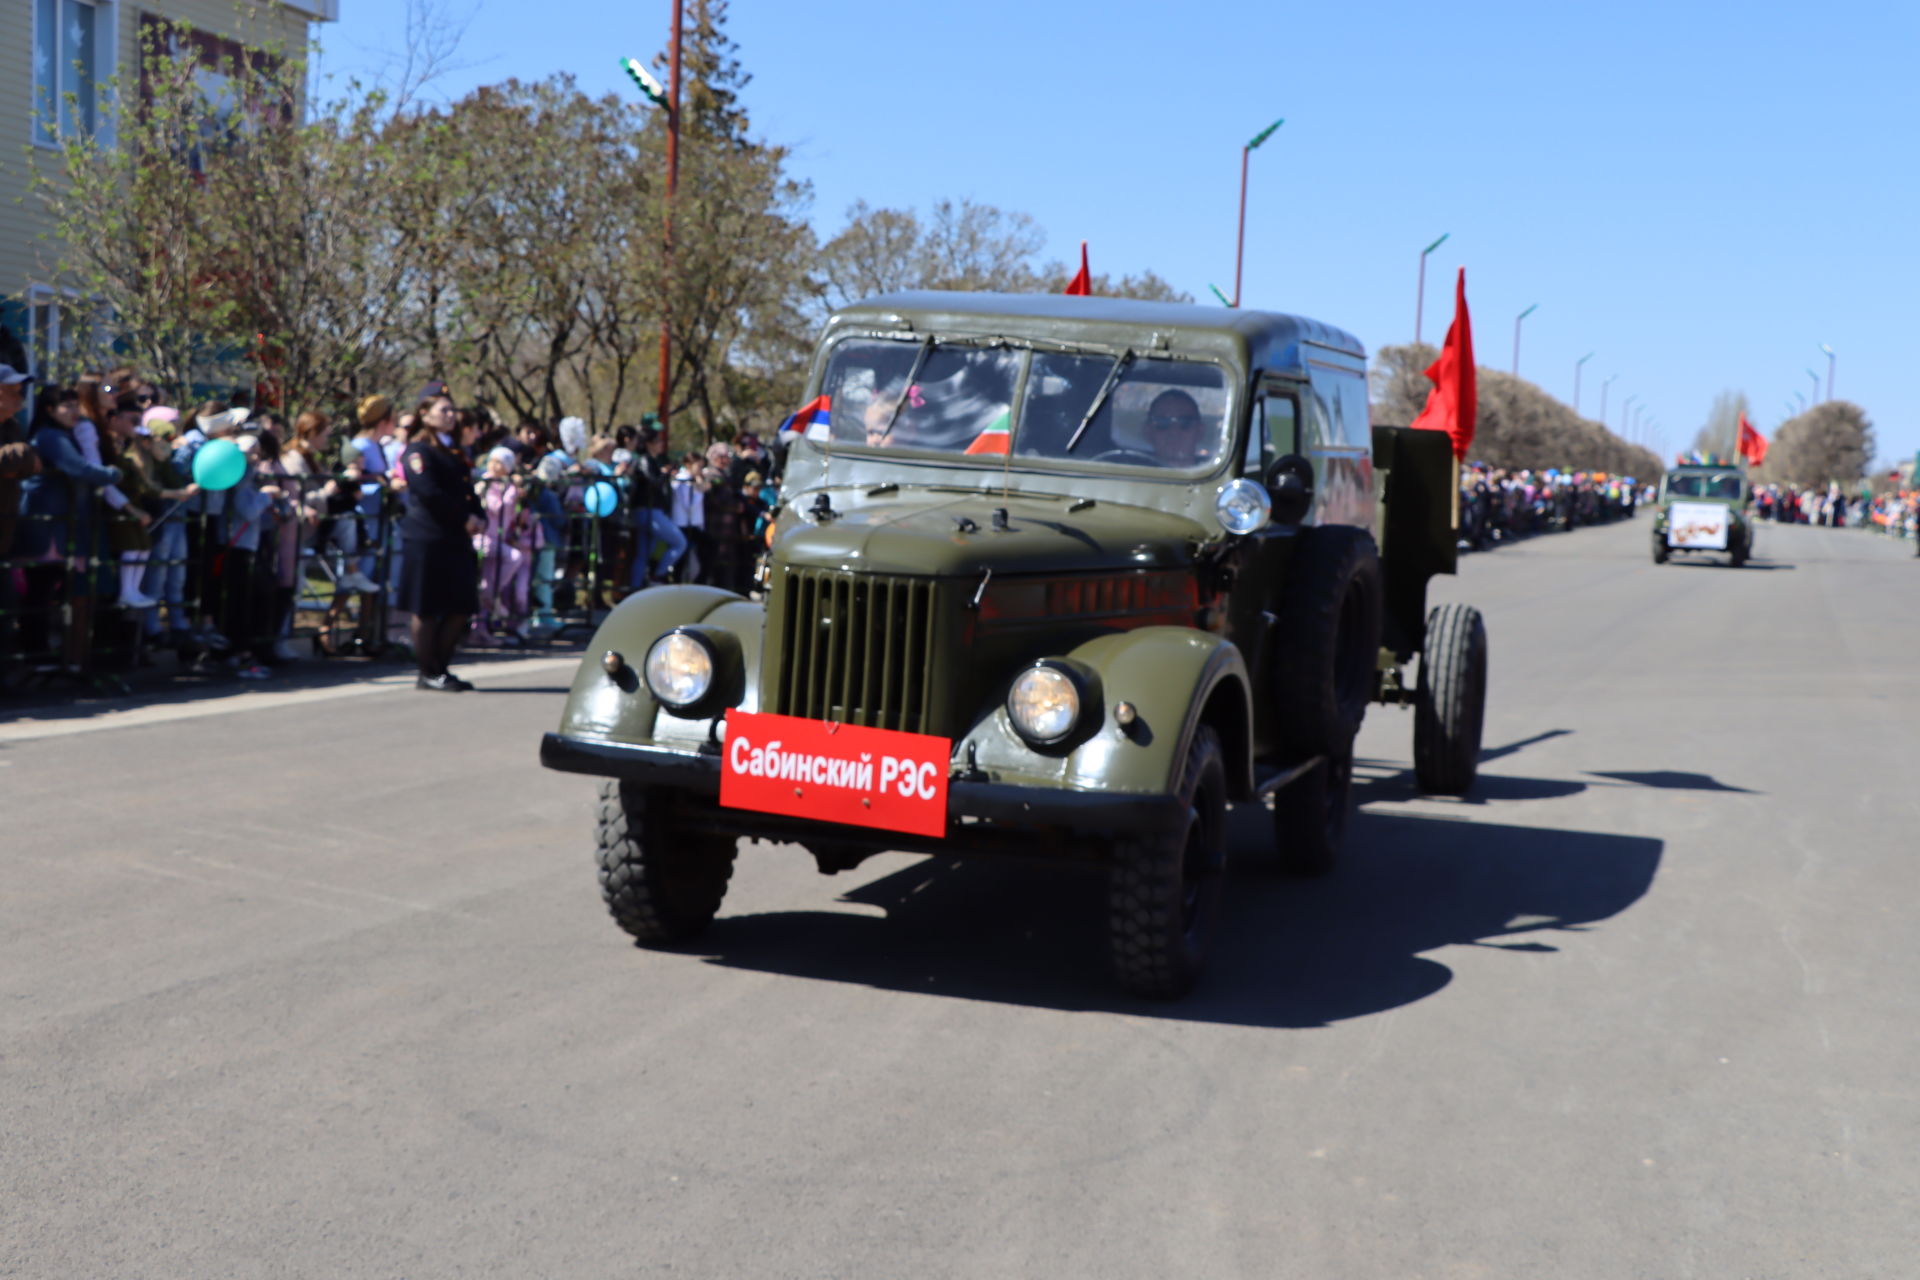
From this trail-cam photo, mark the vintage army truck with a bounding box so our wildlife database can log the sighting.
[1651,463,1753,566]
[541,292,1489,997]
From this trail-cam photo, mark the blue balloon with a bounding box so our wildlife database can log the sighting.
[191,438,247,491]
[583,480,619,518]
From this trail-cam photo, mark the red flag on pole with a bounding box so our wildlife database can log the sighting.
[1410,268,1477,460]
[1736,412,1767,466]
[1063,241,1091,296]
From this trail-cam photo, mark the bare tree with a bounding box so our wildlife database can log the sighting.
[1690,390,1750,460]
[1762,401,1875,486]
[1371,343,1660,476]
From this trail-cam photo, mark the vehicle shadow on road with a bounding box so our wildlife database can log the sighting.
[1665,558,1796,570]
[685,805,1663,1029]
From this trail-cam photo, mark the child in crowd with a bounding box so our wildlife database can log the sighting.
[471,447,541,644]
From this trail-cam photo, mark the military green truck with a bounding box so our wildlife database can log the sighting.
[1651,464,1752,566]
[541,292,1488,997]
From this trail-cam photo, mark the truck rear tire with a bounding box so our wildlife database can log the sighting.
[1273,526,1383,760]
[596,780,737,944]
[1271,748,1354,877]
[1109,726,1227,999]
[1413,603,1488,796]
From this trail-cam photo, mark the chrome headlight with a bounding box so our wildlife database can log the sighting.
[1216,477,1271,535]
[1008,663,1083,747]
[644,631,715,710]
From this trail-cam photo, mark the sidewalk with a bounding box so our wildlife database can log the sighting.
[0,645,585,744]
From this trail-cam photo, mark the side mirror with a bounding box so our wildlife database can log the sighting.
[1266,453,1314,526]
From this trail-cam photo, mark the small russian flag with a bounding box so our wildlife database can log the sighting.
[778,394,832,443]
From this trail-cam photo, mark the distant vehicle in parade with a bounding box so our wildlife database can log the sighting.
[1652,464,1753,566]
[541,291,1489,997]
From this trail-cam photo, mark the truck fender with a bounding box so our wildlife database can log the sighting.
[961,627,1254,801]
[557,586,766,743]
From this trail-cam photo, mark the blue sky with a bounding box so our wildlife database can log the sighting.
[316,0,1920,466]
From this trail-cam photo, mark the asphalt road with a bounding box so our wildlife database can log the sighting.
[5,517,1917,1279]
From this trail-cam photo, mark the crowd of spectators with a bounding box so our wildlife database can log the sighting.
[0,357,785,694]
[1456,465,1644,551]
[1756,482,1880,529]
[1859,485,1920,544]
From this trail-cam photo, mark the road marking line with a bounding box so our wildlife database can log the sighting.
[0,656,581,744]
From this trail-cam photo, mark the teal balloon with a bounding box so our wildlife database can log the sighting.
[584,480,619,518]
[192,438,247,491]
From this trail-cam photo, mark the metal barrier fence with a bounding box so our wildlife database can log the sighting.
[0,465,723,693]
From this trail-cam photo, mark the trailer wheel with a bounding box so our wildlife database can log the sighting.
[1413,603,1488,796]
[1109,726,1227,999]
[1651,535,1670,564]
[596,780,737,944]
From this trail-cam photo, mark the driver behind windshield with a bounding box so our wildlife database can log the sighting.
[1145,390,1215,467]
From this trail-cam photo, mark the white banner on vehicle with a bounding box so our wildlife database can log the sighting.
[1668,501,1730,549]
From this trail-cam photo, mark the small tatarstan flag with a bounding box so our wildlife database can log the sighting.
[963,410,1012,455]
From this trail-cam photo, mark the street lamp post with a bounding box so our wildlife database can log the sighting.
[1414,233,1449,346]
[1806,368,1820,406]
[1819,344,1835,400]
[620,12,685,432]
[1574,352,1594,414]
[1511,303,1538,376]
[1600,373,1618,425]
[1232,117,1283,308]
[1622,394,1638,438]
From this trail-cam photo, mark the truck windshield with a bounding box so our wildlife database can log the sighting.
[1667,472,1742,499]
[820,338,1229,472]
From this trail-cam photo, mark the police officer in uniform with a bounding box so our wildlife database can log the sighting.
[397,392,483,690]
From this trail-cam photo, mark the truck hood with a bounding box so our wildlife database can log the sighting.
[772,491,1208,577]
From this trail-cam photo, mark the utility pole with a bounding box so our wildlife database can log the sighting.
[1511,303,1538,376]
[658,0,683,432]
[621,13,683,432]
[1415,233,1448,346]
[1232,118,1283,308]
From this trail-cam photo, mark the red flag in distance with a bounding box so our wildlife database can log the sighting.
[1063,241,1091,296]
[1736,413,1768,466]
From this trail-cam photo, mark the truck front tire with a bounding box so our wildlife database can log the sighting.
[1109,726,1227,999]
[1271,748,1354,877]
[596,780,738,944]
[1273,527,1383,760]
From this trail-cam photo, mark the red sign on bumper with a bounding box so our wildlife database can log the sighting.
[720,710,952,839]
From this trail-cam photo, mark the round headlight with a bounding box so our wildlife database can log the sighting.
[644,632,714,709]
[1216,477,1272,535]
[1008,665,1081,745]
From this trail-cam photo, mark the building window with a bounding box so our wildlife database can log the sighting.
[21,289,110,390]
[33,0,105,145]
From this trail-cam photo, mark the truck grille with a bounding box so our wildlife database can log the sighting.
[769,569,944,734]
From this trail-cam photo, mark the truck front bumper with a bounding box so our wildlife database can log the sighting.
[539,732,1188,845]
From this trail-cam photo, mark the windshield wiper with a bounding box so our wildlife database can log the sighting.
[1063,349,1133,453]
[877,336,936,444]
